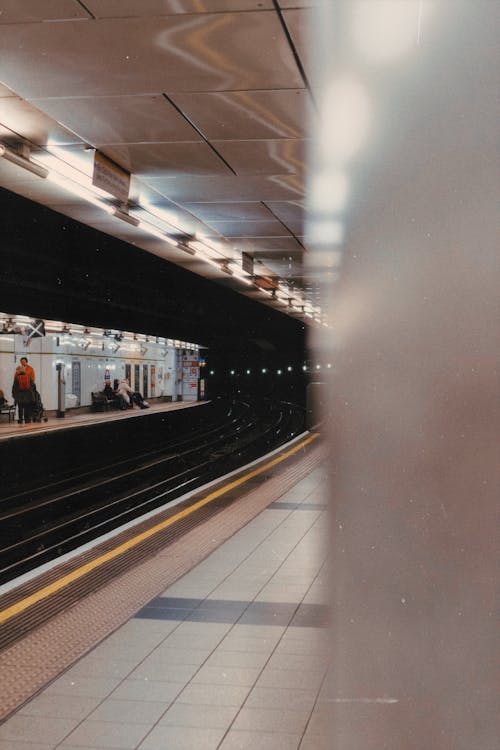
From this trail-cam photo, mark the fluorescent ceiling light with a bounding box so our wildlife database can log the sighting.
[231,271,252,286]
[138,219,179,248]
[0,144,48,178]
[177,243,197,256]
[190,240,224,259]
[34,150,112,199]
[112,207,139,227]
[140,201,186,233]
[45,171,114,213]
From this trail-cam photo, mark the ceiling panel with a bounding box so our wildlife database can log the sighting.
[0,13,301,99]
[30,95,198,145]
[278,1,321,7]
[0,98,82,146]
[181,202,271,221]
[131,204,218,238]
[101,141,230,176]
[207,220,291,238]
[171,90,310,140]
[282,9,316,84]
[85,1,274,17]
[0,0,89,23]
[265,200,307,233]
[143,175,305,202]
[213,139,307,175]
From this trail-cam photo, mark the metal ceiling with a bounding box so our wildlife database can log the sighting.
[0,0,322,323]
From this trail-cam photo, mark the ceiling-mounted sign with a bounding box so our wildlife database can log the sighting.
[254,275,278,291]
[25,318,46,339]
[242,252,254,276]
[92,151,130,203]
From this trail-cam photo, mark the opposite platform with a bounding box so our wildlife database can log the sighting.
[0,400,206,441]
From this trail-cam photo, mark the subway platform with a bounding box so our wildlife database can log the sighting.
[0,399,205,441]
[0,435,329,749]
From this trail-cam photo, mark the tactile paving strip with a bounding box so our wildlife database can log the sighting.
[0,440,324,721]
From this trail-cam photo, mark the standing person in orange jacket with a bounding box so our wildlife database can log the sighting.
[20,356,35,383]
[12,365,35,424]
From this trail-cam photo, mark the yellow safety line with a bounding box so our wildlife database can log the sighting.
[0,433,319,625]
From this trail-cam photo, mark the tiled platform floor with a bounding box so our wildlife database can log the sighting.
[0,466,331,750]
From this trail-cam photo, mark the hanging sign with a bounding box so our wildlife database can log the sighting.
[24,318,46,340]
[92,151,130,203]
[242,252,254,276]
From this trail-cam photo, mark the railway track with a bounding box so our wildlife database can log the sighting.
[0,398,305,583]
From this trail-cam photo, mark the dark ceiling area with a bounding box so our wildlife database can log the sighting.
[0,187,306,366]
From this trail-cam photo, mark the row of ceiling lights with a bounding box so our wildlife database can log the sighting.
[0,142,325,325]
[0,313,200,351]
[209,364,332,375]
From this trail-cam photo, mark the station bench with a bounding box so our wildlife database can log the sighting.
[0,403,16,423]
[91,392,118,412]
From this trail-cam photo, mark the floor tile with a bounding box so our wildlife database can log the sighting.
[18,694,101,720]
[245,686,317,711]
[134,607,192,622]
[232,707,310,734]
[43,676,120,699]
[87,699,168,724]
[158,702,238,729]
[219,730,301,750]
[88,641,159,661]
[275,638,329,656]
[298,733,331,749]
[129,660,198,683]
[64,657,138,680]
[216,636,278,654]
[176,683,250,706]
[229,624,285,639]
[61,720,150,749]
[0,715,76,744]
[191,665,261,687]
[267,652,328,672]
[172,621,232,637]
[147,596,202,609]
[257,668,325,691]
[0,744,56,750]
[138,725,225,750]
[205,649,269,669]
[159,633,224,651]
[149,646,211,665]
[110,679,184,703]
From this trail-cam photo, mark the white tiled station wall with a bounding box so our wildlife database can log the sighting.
[0,332,199,411]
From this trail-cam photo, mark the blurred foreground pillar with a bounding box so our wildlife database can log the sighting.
[308,2,499,747]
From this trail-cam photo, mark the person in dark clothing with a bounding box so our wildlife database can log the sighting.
[12,365,35,423]
[130,391,150,409]
[103,383,115,400]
